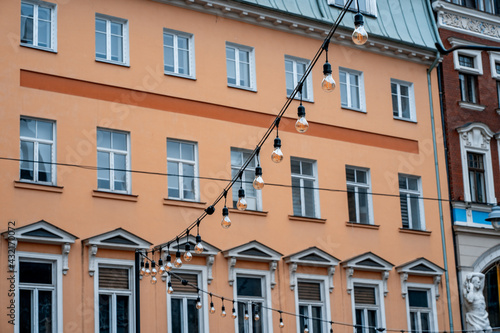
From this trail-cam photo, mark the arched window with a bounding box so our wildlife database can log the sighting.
[484,262,500,328]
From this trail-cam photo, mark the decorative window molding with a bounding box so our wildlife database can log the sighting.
[351,279,386,333]
[295,274,331,333]
[283,246,340,293]
[3,220,76,274]
[457,122,496,204]
[160,235,220,283]
[222,240,282,289]
[488,51,500,79]
[341,252,394,296]
[395,258,444,299]
[83,228,151,277]
[453,49,483,75]
[404,284,439,333]
[163,28,196,79]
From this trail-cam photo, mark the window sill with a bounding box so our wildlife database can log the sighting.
[229,208,268,217]
[496,109,500,115]
[345,221,379,229]
[92,190,138,202]
[341,106,366,113]
[95,59,130,68]
[164,72,196,81]
[227,84,257,93]
[163,198,207,209]
[288,215,326,223]
[393,116,417,123]
[20,44,57,53]
[14,181,63,193]
[459,101,486,111]
[287,95,314,104]
[399,228,431,236]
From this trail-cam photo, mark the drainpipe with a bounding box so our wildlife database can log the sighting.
[135,251,141,333]
[424,2,454,332]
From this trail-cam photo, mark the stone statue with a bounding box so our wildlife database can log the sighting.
[463,273,492,333]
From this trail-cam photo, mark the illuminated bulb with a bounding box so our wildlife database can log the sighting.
[321,61,335,92]
[237,188,247,211]
[295,104,309,133]
[221,207,231,229]
[174,251,183,268]
[184,243,193,262]
[210,302,216,314]
[271,137,284,163]
[145,261,151,276]
[167,281,174,294]
[151,261,157,277]
[304,325,309,333]
[151,276,157,285]
[221,306,227,318]
[254,313,260,321]
[232,308,237,319]
[194,235,204,254]
[244,311,250,320]
[253,166,264,190]
[140,261,145,276]
[158,258,165,274]
[352,13,368,45]
[280,318,285,328]
[196,297,202,309]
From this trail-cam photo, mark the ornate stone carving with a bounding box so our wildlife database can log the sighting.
[440,11,500,40]
[463,273,492,333]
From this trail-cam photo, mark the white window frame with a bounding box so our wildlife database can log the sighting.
[391,79,416,122]
[294,274,331,333]
[453,49,483,75]
[167,139,200,201]
[15,252,63,333]
[163,28,195,79]
[327,0,378,16]
[166,265,208,333]
[284,55,313,102]
[96,128,131,194]
[291,157,321,219]
[95,14,129,66]
[19,116,57,185]
[339,67,365,112]
[233,269,273,333]
[398,174,426,231]
[230,148,263,211]
[20,0,57,52]
[94,258,135,333]
[405,284,438,333]
[226,42,256,91]
[346,166,374,224]
[489,52,500,79]
[351,279,386,333]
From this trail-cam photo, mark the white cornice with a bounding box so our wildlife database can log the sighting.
[433,0,500,43]
[153,0,437,64]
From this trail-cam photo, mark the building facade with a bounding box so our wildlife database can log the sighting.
[0,0,461,332]
[433,0,500,330]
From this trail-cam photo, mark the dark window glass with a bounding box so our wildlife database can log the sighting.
[20,262,52,284]
[458,55,474,68]
[237,277,262,297]
[409,290,429,307]
[484,263,500,328]
[20,289,32,333]
[99,294,111,333]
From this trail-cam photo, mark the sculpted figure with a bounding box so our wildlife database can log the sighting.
[463,273,492,333]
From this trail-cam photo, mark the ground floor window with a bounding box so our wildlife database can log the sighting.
[484,262,500,328]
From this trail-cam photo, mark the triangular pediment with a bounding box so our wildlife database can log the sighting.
[284,246,340,267]
[159,235,221,257]
[223,240,282,262]
[341,252,393,272]
[2,220,77,245]
[84,228,151,251]
[396,258,444,276]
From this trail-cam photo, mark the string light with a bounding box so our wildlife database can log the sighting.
[144,261,151,276]
[210,294,216,314]
[295,84,309,133]
[183,231,193,262]
[151,260,157,277]
[174,238,182,268]
[165,244,173,272]
[221,298,227,318]
[304,324,310,333]
[352,0,368,45]
[253,148,265,190]
[167,276,174,294]
[271,118,284,163]
[194,220,204,254]
[158,256,165,275]
[237,173,248,210]
[244,308,250,320]
[196,295,203,309]
[151,276,157,285]
[254,305,260,321]
[221,191,231,229]
[279,311,285,328]
[232,301,237,319]
[321,41,336,92]
[140,260,145,276]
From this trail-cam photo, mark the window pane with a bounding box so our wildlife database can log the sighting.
[231,150,242,166]
[408,177,418,191]
[409,195,421,229]
[163,33,173,46]
[392,92,399,117]
[304,179,316,217]
[38,20,51,48]
[114,154,127,191]
[240,61,250,87]
[95,19,106,33]
[181,143,194,161]
[178,36,188,49]
[252,303,263,333]
[38,143,52,182]
[299,305,308,332]
[36,121,53,140]
[96,32,107,59]
[409,290,428,307]
[20,141,34,180]
[355,309,364,332]
[20,262,52,284]
[38,7,51,20]
[97,130,111,148]
[400,194,409,228]
[21,3,34,45]
[99,294,111,333]
[341,80,348,107]
[312,306,323,333]
[358,187,369,223]
[178,49,189,75]
[116,295,129,333]
[347,186,357,222]
[410,312,418,333]
[171,298,182,332]
[291,159,301,174]
[292,177,302,216]
[111,35,123,62]
[38,290,52,333]
[238,303,247,333]
[401,96,410,119]
[20,289,32,333]
[168,161,179,198]
[164,46,174,72]
[356,170,366,183]
[21,118,36,138]
[187,299,200,333]
[286,71,294,96]
[110,22,122,36]
[112,132,127,151]
[346,168,355,182]
[237,277,262,297]
[421,313,430,332]
[368,309,378,333]
[98,151,110,189]
[351,82,360,109]
[302,161,313,176]
[182,163,195,200]
[167,140,180,159]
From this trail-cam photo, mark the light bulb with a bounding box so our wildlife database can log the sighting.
[184,243,193,262]
[145,262,151,276]
[210,302,216,314]
[140,261,145,276]
[295,104,309,133]
[158,259,165,274]
[352,13,368,45]
[254,313,260,321]
[232,308,237,319]
[174,251,182,268]
[304,326,310,333]
[271,137,284,163]
[322,61,336,92]
[253,166,264,190]
[237,188,247,211]
[196,297,202,309]
[244,311,250,320]
[151,276,157,285]
[151,261,157,277]
[221,306,227,318]
[221,207,231,228]
[165,254,173,272]
[167,282,174,294]
[194,235,204,254]
[280,318,285,328]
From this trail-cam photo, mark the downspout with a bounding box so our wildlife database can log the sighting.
[424,1,454,332]
[135,251,141,333]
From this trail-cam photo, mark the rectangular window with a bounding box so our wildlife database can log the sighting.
[96,129,130,193]
[468,152,486,203]
[459,73,477,104]
[226,43,255,90]
[95,14,128,65]
[19,260,56,333]
[298,281,324,333]
[285,56,312,101]
[21,1,56,50]
[391,79,415,121]
[291,158,319,218]
[167,139,198,201]
[168,273,202,333]
[231,148,262,211]
[340,68,364,111]
[236,276,265,333]
[163,29,194,78]
[458,55,475,68]
[346,167,372,224]
[98,266,133,333]
[354,286,380,333]
[399,175,424,230]
[408,289,432,333]
[497,81,500,108]
[330,0,377,15]
[20,117,56,184]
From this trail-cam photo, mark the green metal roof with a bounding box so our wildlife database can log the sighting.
[234,0,439,51]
